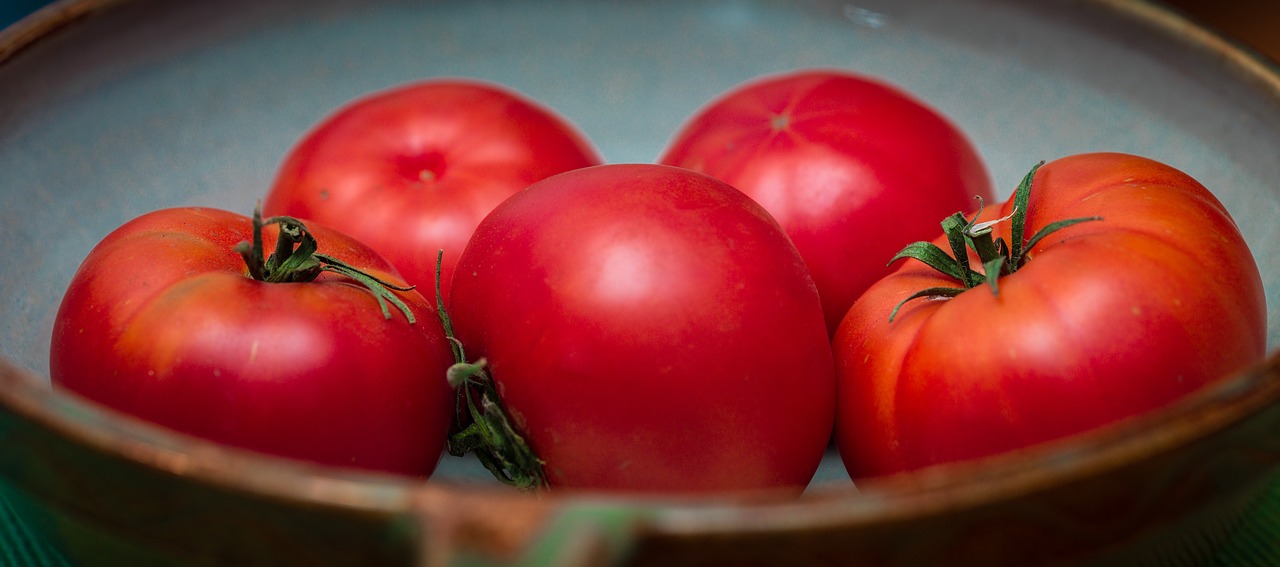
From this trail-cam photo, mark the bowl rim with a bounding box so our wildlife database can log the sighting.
[5,350,1280,539]
[3,0,1280,556]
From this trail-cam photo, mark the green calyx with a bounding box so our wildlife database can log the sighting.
[233,204,417,323]
[433,250,549,492]
[887,162,1101,322]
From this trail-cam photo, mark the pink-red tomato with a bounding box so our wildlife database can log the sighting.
[50,207,455,477]
[834,153,1267,480]
[449,164,835,493]
[263,78,602,303]
[660,69,993,334]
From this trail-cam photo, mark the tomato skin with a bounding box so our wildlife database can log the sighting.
[50,207,455,477]
[263,79,602,302]
[834,153,1267,479]
[660,69,993,334]
[449,164,835,493]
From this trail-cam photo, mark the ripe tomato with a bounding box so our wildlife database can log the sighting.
[50,207,455,477]
[660,69,993,334]
[263,78,602,303]
[834,153,1267,479]
[448,164,835,493]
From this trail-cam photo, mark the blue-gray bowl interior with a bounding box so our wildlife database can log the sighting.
[1,0,1278,487]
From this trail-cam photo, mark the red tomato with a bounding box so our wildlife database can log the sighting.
[660,69,993,334]
[50,207,455,477]
[834,153,1267,479]
[448,164,835,493]
[263,79,602,303]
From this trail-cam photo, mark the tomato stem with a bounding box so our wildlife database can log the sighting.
[886,161,1101,321]
[233,204,417,323]
[433,249,549,492]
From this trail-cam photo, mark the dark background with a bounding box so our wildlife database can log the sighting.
[1162,0,1280,61]
[0,0,49,29]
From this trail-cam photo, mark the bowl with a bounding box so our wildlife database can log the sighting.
[2,0,1279,565]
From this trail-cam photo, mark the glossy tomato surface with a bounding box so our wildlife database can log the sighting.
[660,69,993,334]
[50,207,455,477]
[449,164,835,493]
[264,79,602,302]
[834,153,1268,480]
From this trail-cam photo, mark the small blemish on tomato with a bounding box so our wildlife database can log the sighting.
[319,189,330,201]
[400,150,446,186]
[770,113,790,132]
[1131,306,1143,316]
[510,407,528,433]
